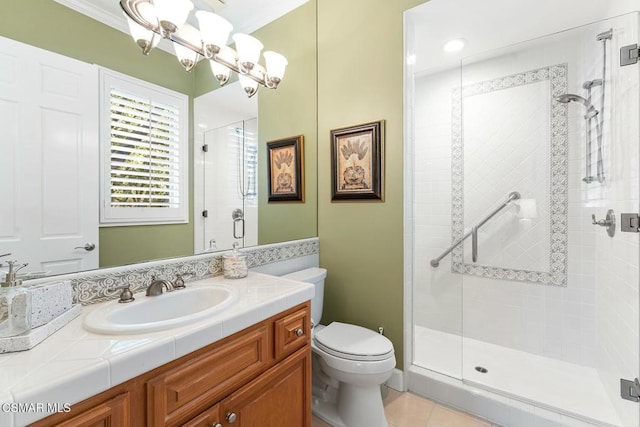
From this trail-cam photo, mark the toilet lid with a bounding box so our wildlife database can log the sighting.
[313,322,394,361]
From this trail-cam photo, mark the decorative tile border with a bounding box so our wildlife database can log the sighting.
[450,65,568,286]
[31,238,319,305]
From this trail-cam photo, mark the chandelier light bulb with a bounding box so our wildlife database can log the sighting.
[263,51,288,86]
[209,60,231,86]
[233,33,264,73]
[153,0,194,35]
[124,15,158,55]
[196,11,233,57]
[173,24,201,72]
[239,74,259,98]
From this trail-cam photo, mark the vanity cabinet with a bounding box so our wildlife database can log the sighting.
[30,302,311,427]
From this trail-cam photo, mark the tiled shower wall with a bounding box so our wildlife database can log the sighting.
[414,13,638,396]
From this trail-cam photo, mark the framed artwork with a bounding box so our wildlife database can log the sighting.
[330,120,384,201]
[267,135,305,202]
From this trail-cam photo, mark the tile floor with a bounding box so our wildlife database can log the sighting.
[312,388,497,427]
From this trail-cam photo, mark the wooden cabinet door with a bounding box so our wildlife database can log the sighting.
[183,403,222,427]
[219,347,311,427]
[54,392,130,427]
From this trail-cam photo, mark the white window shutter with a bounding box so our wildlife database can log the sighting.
[99,69,188,225]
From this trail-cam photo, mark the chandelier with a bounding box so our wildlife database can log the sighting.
[120,0,288,97]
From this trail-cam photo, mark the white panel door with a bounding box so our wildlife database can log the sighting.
[0,36,98,276]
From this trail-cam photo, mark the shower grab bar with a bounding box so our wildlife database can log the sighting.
[430,191,521,268]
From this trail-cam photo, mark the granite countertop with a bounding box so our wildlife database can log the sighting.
[0,272,314,426]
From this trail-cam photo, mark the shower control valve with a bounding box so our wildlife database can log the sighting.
[591,209,616,237]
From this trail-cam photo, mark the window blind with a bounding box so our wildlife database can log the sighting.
[109,88,181,208]
[99,68,188,226]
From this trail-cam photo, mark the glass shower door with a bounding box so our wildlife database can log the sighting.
[458,12,640,426]
[202,118,258,251]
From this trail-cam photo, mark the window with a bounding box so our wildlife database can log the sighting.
[99,69,188,225]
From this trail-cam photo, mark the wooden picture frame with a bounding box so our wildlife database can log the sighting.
[267,135,305,202]
[330,120,384,201]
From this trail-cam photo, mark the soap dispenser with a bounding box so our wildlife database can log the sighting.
[0,260,32,338]
[223,242,248,279]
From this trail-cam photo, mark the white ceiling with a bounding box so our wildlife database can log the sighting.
[408,0,639,76]
[54,0,309,53]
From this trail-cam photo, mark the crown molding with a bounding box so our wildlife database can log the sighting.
[54,0,128,34]
[53,0,175,55]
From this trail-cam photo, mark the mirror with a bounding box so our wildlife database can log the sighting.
[0,0,317,278]
[193,84,259,253]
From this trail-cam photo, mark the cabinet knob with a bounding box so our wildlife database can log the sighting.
[226,412,237,423]
[295,328,304,337]
[211,423,222,427]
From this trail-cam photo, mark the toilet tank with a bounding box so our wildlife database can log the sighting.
[282,267,327,324]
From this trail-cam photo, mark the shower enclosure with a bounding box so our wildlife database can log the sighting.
[405,2,639,426]
[201,119,258,252]
[193,81,258,254]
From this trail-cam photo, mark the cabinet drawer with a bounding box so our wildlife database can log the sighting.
[274,304,310,360]
[147,325,270,427]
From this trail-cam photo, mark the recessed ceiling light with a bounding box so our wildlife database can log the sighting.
[443,38,466,53]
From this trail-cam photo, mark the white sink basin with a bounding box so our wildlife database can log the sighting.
[84,285,238,335]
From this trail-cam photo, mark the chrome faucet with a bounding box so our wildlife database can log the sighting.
[146,276,174,296]
[1,260,28,288]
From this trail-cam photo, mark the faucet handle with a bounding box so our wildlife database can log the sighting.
[173,273,192,290]
[113,285,135,304]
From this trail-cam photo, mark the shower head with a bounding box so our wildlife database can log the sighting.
[555,94,599,119]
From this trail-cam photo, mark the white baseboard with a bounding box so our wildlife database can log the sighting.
[385,368,404,391]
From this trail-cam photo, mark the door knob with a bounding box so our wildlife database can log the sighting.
[74,243,96,251]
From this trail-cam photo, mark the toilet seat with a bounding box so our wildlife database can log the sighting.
[313,322,394,362]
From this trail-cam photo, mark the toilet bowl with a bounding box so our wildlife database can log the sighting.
[283,268,395,427]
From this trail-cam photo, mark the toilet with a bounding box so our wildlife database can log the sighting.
[283,267,395,427]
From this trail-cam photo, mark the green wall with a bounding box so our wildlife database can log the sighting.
[255,1,317,244]
[0,0,196,268]
[317,0,424,370]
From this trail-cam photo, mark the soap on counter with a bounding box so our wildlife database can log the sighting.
[26,281,73,328]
